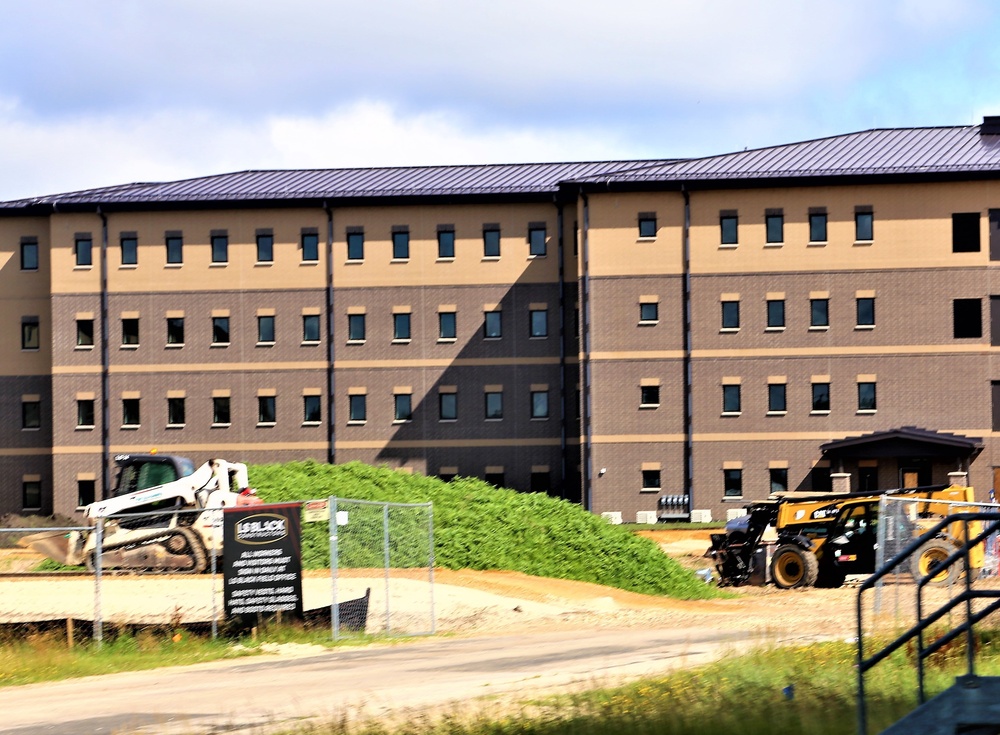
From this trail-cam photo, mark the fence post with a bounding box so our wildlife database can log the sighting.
[211,515,218,640]
[94,520,103,646]
[383,503,391,633]
[330,496,339,641]
[428,502,435,635]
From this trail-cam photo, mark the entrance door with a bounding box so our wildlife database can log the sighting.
[858,466,878,493]
[900,459,931,488]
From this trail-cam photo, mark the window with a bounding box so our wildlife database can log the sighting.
[21,317,39,350]
[720,213,738,245]
[349,394,367,422]
[347,230,364,260]
[122,318,139,346]
[439,392,457,421]
[394,393,412,422]
[485,471,505,488]
[954,298,983,338]
[22,481,41,511]
[120,235,138,265]
[166,234,183,264]
[722,384,741,414]
[256,232,273,263]
[393,313,411,341]
[811,466,832,492]
[167,397,185,426]
[78,480,95,507]
[22,400,40,429]
[76,319,94,347]
[770,468,788,494]
[303,395,322,424]
[640,385,660,407]
[301,230,319,262]
[765,212,784,244]
[258,396,276,424]
[484,311,502,339]
[122,398,140,427]
[855,210,874,241]
[302,314,321,343]
[75,236,92,266]
[211,234,228,263]
[391,229,409,259]
[528,225,547,256]
[77,399,95,428]
[531,390,549,419]
[483,226,501,257]
[638,213,657,238]
[530,308,548,338]
[724,469,743,498]
[257,315,275,343]
[212,397,231,425]
[530,470,550,492]
[952,213,981,253]
[485,391,503,419]
[767,299,785,329]
[856,297,875,327]
[809,212,827,243]
[858,382,877,412]
[347,313,365,342]
[167,317,185,345]
[768,384,786,413]
[640,302,659,323]
[721,301,740,330]
[812,383,831,412]
[212,317,230,345]
[20,239,38,271]
[810,298,829,328]
[437,227,455,258]
[439,312,457,340]
[642,470,661,490]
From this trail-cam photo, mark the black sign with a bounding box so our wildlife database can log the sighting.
[223,503,303,621]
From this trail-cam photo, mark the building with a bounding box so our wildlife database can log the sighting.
[2,118,1000,521]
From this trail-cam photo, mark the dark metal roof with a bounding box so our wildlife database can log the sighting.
[820,426,983,459]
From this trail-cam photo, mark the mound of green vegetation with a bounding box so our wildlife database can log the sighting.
[250,460,717,600]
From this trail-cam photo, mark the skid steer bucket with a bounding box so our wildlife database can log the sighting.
[18,531,74,566]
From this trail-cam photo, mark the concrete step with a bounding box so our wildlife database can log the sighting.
[881,676,1000,735]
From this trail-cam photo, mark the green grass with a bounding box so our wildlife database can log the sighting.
[250,461,718,600]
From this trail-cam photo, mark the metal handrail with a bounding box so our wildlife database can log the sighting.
[856,511,1000,735]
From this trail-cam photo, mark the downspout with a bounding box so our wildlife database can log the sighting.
[579,191,593,510]
[681,187,693,517]
[554,199,567,498]
[97,208,111,499]
[324,203,336,465]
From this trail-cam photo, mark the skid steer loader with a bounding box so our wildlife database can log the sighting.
[706,484,982,588]
[21,453,262,572]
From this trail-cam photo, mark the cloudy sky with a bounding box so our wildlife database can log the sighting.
[0,0,998,200]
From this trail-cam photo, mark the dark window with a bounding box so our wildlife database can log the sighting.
[347,314,365,341]
[809,213,828,242]
[768,384,786,412]
[439,393,457,421]
[22,481,41,511]
[392,230,409,259]
[22,400,40,429]
[76,319,94,347]
[347,231,365,260]
[485,472,505,488]
[258,396,276,424]
[166,235,183,264]
[483,227,501,257]
[212,397,231,425]
[722,384,741,413]
[303,395,322,423]
[855,211,874,241]
[954,298,983,338]
[437,228,455,258]
[167,317,185,345]
[770,468,788,494]
[858,382,877,411]
[720,214,738,245]
[77,399,95,427]
[952,213,981,253]
[122,398,140,426]
[256,233,273,262]
[484,311,502,339]
[211,234,228,263]
[485,391,503,419]
[21,317,39,350]
[212,317,230,345]
[991,210,1000,261]
[394,393,412,421]
[642,470,661,490]
[812,383,831,412]
[767,299,785,328]
[120,236,138,265]
[638,214,657,238]
[75,237,92,266]
[167,397,185,425]
[640,385,660,406]
[393,313,411,340]
[723,469,743,497]
[302,314,320,342]
[993,381,1000,431]
[439,312,457,340]
[640,302,659,322]
[857,297,875,326]
[530,309,548,338]
[122,318,139,345]
[257,315,275,343]
[993,297,1000,347]
[531,390,549,419]
[349,394,366,422]
[811,466,832,492]
[301,231,319,261]
[528,226,547,256]
[530,471,550,492]
[20,240,38,271]
[78,480,95,507]
[721,301,740,329]
[765,213,784,243]
[810,298,829,327]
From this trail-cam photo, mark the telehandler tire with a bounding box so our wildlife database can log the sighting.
[770,544,819,589]
[912,539,959,586]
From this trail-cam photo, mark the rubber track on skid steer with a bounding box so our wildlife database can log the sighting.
[97,526,208,573]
